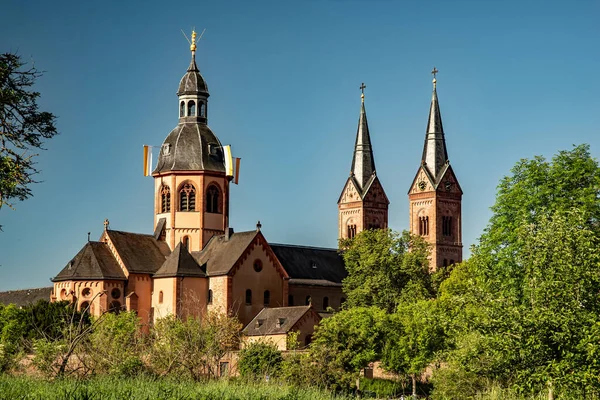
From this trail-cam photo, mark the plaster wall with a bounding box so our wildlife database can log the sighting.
[231,242,284,327]
[207,275,230,315]
[288,285,344,312]
[127,273,153,326]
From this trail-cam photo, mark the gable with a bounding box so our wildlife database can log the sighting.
[436,165,463,195]
[408,166,436,195]
[337,177,361,205]
[362,177,390,205]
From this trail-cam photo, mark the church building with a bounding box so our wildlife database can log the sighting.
[48,35,463,344]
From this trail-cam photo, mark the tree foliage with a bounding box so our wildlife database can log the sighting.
[435,145,600,397]
[0,52,58,211]
[238,341,283,380]
[340,229,435,313]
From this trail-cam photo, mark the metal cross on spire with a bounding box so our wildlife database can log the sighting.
[431,67,438,89]
[360,82,366,102]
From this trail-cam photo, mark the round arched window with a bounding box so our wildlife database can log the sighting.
[253,259,263,272]
[111,288,121,299]
[80,301,90,313]
[60,288,67,300]
[82,288,92,298]
[109,301,121,313]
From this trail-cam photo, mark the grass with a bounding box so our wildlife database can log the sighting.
[0,375,353,400]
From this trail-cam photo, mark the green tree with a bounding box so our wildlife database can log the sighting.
[0,53,58,214]
[238,341,283,380]
[310,306,387,391]
[340,229,434,313]
[435,146,600,398]
[383,299,445,399]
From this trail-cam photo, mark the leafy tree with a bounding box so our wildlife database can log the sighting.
[0,53,58,213]
[238,341,283,380]
[340,229,434,313]
[83,311,145,376]
[383,299,445,399]
[149,312,241,380]
[436,146,600,397]
[310,306,387,391]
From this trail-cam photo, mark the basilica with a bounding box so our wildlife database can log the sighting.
[48,33,463,349]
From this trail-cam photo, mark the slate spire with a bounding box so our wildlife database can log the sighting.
[421,68,449,181]
[350,83,376,191]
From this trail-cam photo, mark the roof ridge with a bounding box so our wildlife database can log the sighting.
[269,243,337,251]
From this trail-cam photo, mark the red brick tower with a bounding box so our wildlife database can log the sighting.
[408,69,462,270]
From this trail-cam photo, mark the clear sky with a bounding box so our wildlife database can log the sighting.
[1,0,599,291]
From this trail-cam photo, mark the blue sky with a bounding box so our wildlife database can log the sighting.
[1,1,599,291]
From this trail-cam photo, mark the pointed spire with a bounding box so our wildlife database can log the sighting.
[350,83,376,191]
[421,67,448,181]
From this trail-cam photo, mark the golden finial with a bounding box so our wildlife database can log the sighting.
[360,82,366,103]
[431,67,438,89]
[190,30,197,52]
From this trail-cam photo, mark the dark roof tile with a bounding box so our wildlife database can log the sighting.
[0,287,53,307]
[242,306,319,336]
[154,242,206,278]
[106,230,170,274]
[53,242,127,282]
[193,231,258,276]
[270,244,347,284]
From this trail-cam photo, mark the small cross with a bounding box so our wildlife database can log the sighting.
[431,67,439,79]
[103,219,110,231]
[360,82,367,94]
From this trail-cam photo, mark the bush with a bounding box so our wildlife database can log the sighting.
[238,341,282,380]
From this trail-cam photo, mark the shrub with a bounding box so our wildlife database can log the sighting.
[238,341,282,380]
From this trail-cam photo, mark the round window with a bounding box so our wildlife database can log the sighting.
[253,259,263,272]
[81,288,92,298]
[111,288,121,299]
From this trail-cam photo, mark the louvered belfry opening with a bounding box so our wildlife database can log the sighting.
[179,183,196,211]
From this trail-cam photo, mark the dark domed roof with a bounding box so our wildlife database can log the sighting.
[177,56,208,96]
[153,123,225,174]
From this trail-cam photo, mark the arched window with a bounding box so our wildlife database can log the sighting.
[206,185,220,213]
[450,259,455,265]
[179,183,196,211]
[419,216,429,236]
[288,295,294,306]
[323,297,329,310]
[442,216,452,236]
[158,291,164,304]
[80,301,90,313]
[187,100,196,116]
[347,224,357,239]
[109,301,121,314]
[305,296,311,305]
[182,236,190,249]
[180,101,185,117]
[161,185,171,213]
[245,289,252,305]
[200,102,206,117]
[443,259,448,267]
[208,289,213,304]
[60,288,67,300]
[264,290,270,306]
[304,335,312,347]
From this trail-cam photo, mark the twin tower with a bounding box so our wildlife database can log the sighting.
[337,75,463,270]
[151,34,461,271]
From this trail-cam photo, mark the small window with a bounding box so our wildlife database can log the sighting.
[323,297,329,310]
[179,183,196,211]
[264,290,270,306]
[162,143,171,155]
[419,216,429,236]
[305,296,311,305]
[245,289,252,305]
[111,288,121,299]
[159,291,164,304]
[182,236,190,249]
[442,216,453,236]
[347,224,357,239]
[161,185,171,213]
[60,288,67,300]
[443,259,448,267]
[109,301,121,314]
[206,185,221,213]
[80,301,90,313]
[82,288,92,298]
[253,259,263,273]
[180,101,185,117]
[208,289,213,304]
[450,259,455,265]
[187,100,196,116]
[288,295,294,306]
[200,102,206,118]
